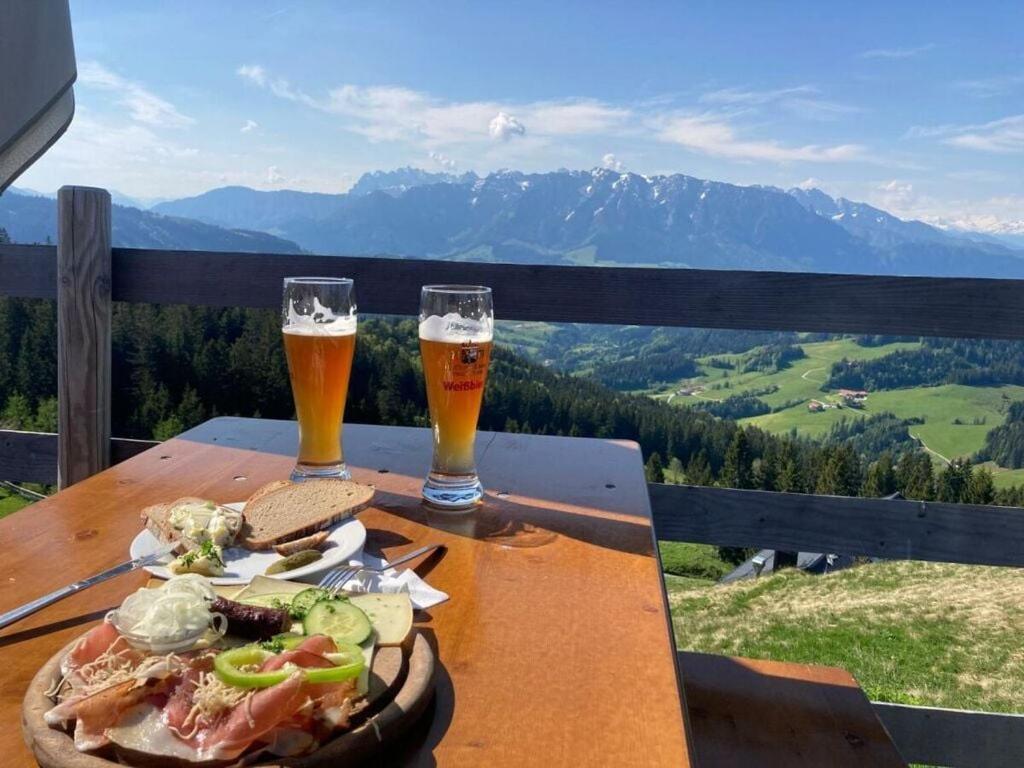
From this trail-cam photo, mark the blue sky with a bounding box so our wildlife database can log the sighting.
[19,0,1024,232]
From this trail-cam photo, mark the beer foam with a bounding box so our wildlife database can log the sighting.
[419,312,493,343]
[284,297,357,336]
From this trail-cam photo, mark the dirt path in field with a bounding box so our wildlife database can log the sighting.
[801,366,826,383]
[913,432,951,465]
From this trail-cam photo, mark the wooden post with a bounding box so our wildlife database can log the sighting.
[57,186,112,488]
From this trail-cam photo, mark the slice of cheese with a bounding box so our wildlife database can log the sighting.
[234,576,413,645]
[349,593,413,646]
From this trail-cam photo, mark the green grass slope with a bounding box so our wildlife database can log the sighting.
[667,561,1024,712]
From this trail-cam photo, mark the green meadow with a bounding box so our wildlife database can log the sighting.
[659,337,1024,487]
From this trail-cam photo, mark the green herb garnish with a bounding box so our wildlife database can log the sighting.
[178,539,224,568]
[259,637,286,653]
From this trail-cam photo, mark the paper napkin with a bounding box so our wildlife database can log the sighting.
[341,553,449,609]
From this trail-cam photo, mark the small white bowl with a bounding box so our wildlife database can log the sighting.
[107,611,218,654]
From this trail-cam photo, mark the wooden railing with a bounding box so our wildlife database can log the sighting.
[2,185,1024,765]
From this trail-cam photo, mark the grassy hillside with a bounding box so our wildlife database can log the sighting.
[667,561,1024,712]
[0,489,30,518]
[657,337,1024,488]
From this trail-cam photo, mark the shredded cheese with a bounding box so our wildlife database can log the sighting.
[49,645,185,701]
[175,671,254,739]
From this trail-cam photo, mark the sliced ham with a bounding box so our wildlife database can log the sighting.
[202,671,308,761]
[61,621,121,676]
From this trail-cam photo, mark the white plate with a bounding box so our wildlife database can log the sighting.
[129,502,366,586]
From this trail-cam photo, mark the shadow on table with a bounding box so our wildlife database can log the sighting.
[369,488,656,557]
[380,626,452,767]
[0,607,110,648]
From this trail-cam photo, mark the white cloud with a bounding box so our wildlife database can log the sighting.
[236,64,267,87]
[237,66,628,147]
[488,111,526,141]
[241,119,259,133]
[601,153,624,171]
[953,74,1024,98]
[796,177,823,190]
[876,179,916,209]
[701,85,860,122]
[859,44,934,59]
[428,151,457,170]
[266,165,285,184]
[78,61,194,127]
[909,115,1024,153]
[235,66,870,170]
[656,114,864,163]
[701,85,817,106]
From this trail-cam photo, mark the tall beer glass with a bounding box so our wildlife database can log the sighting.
[420,285,493,509]
[282,277,357,481]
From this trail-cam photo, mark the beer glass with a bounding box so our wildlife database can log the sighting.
[419,285,493,509]
[282,277,357,481]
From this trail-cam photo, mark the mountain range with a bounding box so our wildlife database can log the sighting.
[0,189,300,252]
[152,168,1023,278]
[3,168,1021,279]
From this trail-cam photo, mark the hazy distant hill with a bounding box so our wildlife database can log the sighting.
[152,168,1024,278]
[0,189,302,252]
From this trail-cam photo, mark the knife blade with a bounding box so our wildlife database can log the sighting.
[0,542,178,631]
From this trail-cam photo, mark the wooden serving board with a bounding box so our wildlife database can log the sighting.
[22,631,435,768]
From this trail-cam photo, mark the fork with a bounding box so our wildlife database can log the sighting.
[317,543,444,595]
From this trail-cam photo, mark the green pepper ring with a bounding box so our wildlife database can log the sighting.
[213,642,364,688]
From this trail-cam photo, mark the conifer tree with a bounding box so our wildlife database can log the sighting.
[721,428,753,489]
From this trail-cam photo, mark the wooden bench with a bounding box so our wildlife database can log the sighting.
[679,652,906,767]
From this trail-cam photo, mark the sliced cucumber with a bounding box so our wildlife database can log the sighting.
[290,587,333,619]
[303,599,372,645]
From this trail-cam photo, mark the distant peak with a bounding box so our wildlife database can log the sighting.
[349,166,478,197]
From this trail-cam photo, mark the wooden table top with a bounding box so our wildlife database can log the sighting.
[0,417,691,767]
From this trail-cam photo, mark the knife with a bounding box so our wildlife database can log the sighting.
[0,542,178,631]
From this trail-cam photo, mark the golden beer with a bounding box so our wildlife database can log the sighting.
[419,285,494,509]
[281,276,357,481]
[420,336,492,476]
[283,327,356,466]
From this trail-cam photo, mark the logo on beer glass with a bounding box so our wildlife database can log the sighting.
[460,344,480,365]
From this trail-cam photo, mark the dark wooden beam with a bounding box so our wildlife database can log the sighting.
[0,430,58,484]
[5,243,1024,340]
[109,248,1024,340]
[873,702,1024,768]
[649,483,1024,567]
[0,430,156,485]
[0,244,57,299]
[57,187,112,488]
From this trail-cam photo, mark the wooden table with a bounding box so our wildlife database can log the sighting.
[0,417,691,767]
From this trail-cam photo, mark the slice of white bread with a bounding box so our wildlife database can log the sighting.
[239,480,375,551]
[140,497,243,553]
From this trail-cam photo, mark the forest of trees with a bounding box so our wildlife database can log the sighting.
[740,343,806,374]
[827,338,1024,391]
[589,350,698,390]
[0,292,1020,509]
[978,401,1024,469]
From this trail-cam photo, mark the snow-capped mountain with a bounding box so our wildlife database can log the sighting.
[115,168,1024,277]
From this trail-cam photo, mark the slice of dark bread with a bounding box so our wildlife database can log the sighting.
[239,480,374,551]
